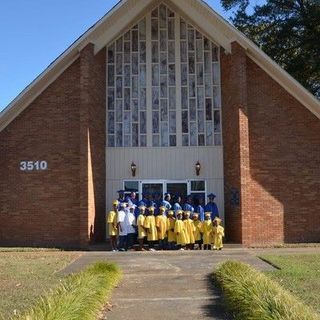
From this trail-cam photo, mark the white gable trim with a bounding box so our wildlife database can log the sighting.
[0,0,319,133]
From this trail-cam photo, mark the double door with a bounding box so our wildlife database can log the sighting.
[141,181,188,199]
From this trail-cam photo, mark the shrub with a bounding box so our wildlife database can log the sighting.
[214,261,320,320]
[15,262,121,320]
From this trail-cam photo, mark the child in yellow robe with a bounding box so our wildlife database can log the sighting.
[137,205,147,251]
[156,206,168,250]
[193,213,203,250]
[183,211,195,250]
[202,212,213,250]
[212,217,224,250]
[174,210,187,250]
[167,210,176,250]
[144,205,158,251]
[107,200,119,251]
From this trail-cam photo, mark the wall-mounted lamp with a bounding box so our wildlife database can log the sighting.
[195,161,201,176]
[131,162,137,177]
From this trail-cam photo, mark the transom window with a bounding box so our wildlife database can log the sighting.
[106,3,222,147]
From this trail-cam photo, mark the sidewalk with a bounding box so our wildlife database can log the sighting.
[61,248,275,320]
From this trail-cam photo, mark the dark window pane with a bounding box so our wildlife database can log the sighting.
[152,19,158,40]
[132,30,138,51]
[168,19,175,40]
[189,99,196,121]
[168,41,175,63]
[180,41,187,63]
[182,111,189,133]
[108,44,115,63]
[198,134,205,146]
[188,52,195,74]
[169,111,176,133]
[108,65,115,86]
[160,99,168,121]
[140,42,146,63]
[169,87,176,110]
[180,19,187,39]
[152,87,160,110]
[108,112,115,134]
[108,88,114,110]
[181,87,188,109]
[214,110,221,133]
[191,180,205,191]
[188,29,195,51]
[168,64,175,85]
[206,98,212,120]
[153,111,159,133]
[160,53,167,74]
[124,88,130,110]
[169,135,176,146]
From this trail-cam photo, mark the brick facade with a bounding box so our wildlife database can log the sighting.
[0,44,106,248]
[222,42,320,246]
[0,39,319,247]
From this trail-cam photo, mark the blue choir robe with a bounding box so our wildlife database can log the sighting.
[204,202,219,220]
[161,200,172,210]
[183,203,194,214]
[195,205,205,221]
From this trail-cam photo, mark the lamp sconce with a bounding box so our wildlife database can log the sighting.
[131,162,137,177]
[195,161,201,176]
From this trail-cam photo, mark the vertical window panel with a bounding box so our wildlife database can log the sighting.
[107,4,221,148]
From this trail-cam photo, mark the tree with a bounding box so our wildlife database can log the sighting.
[221,0,320,98]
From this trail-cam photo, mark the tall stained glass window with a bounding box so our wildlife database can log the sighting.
[106,4,222,147]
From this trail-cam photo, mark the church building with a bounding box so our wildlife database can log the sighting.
[0,0,319,248]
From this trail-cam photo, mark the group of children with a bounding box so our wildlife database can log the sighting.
[107,200,224,251]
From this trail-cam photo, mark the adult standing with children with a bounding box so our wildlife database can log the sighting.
[204,193,219,220]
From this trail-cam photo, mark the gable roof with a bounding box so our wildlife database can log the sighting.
[0,0,319,132]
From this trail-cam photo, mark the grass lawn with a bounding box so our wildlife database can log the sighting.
[260,254,320,314]
[0,250,80,319]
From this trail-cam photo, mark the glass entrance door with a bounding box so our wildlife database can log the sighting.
[166,182,188,199]
[142,182,164,198]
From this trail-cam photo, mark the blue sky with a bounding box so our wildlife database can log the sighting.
[0,0,264,112]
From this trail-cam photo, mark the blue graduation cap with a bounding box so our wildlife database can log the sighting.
[117,189,125,194]
[207,193,216,198]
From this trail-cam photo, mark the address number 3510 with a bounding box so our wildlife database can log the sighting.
[20,161,48,171]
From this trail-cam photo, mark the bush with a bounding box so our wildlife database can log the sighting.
[214,261,320,320]
[15,262,121,320]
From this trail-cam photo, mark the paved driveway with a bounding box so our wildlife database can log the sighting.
[62,249,274,320]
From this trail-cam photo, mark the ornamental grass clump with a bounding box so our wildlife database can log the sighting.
[214,261,320,320]
[15,262,121,320]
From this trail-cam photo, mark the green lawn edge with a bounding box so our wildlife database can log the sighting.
[13,262,122,320]
[213,261,320,320]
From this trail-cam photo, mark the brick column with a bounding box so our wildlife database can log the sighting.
[79,43,106,248]
[222,42,250,243]
[79,43,94,247]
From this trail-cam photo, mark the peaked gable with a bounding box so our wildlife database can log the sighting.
[0,0,319,133]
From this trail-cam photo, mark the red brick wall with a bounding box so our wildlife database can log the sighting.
[0,59,81,247]
[222,41,320,245]
[79,44,106,246]
[0,44,107,248]
[246,57,320,245]
[221,49,242,242]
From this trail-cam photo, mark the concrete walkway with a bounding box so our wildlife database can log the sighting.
[61,248,276,320]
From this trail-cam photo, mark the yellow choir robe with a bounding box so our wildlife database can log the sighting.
[212,225,224,249]
[144,215,158,241]
[107,211,118,236]
[184,219,196,244]
[137,214,146,239]
[156,215,168,240]
[167,217,176,242]
[193,220,202,242]
[174,219,187,245]
[202,219,213,245]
